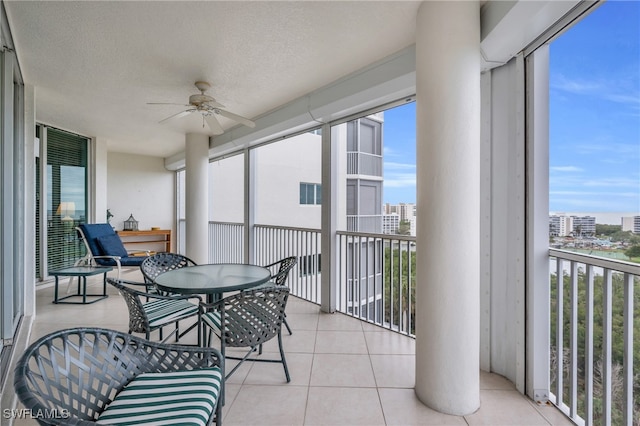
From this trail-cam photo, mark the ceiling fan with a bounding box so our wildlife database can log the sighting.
[148,81,256,135]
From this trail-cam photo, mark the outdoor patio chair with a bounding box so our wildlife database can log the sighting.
[76,223,148,278]
[141,252,197,295]
[261,256,297,335]
[14,327,223,426]
[200,285,291,382]
[107,278,200,343]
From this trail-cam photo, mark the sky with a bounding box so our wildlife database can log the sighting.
[382,101,416,205]
[383,1,639,216]
[549,1,639,214]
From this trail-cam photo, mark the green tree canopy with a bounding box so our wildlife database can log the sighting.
[624,244,640,259]
[397,220,411,235]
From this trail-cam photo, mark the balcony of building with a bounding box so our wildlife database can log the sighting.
[12,267,573,426]
[1,1,638,426]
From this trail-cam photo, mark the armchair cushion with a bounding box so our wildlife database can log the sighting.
[97,367,223,426]
[97,234,129,258]
[144,298,199,327]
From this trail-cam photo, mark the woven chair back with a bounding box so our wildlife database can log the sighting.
[141,252,197,284]
[221,286,289,348]
[106,279,150,334]
[14,327,222,425]
[267,256,297,286]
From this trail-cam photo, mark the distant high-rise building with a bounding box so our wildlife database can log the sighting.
[383,202,416,236]
[383,213,400,234]
[571,215,596,236]
[549,214,572,237]
[549,213,595,237]
[622,216,640,234]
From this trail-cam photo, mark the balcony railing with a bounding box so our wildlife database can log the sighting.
[188,221,416,335]
[346,215,383,233]
[179,220,244,264]
[254,224,321,304]
[210,221,244,263]
[549,248,640,426]
[346,152,383,176]
[337,231,415,336]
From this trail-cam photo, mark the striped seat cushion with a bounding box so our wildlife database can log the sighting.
[201,311,223,335]
[97,367,223,426]
[143,299,198,327]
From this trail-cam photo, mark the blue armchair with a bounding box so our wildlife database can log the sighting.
[77,223,148,278]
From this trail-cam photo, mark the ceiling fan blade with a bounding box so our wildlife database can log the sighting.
[214,108,256,128]
[202,100,226,109]
[158,109,193,123]
[204,114,224,135]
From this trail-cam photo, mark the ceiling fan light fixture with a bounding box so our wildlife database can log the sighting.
[150,81,256,134]
[194,81,211,93]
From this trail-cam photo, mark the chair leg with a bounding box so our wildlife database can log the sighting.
[278,331,291,383]
[284,315,293,335]
[179,321,198,339]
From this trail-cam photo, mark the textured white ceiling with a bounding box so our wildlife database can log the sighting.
[5,1,421,158]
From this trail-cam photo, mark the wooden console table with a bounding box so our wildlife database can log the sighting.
[118,229,172,254]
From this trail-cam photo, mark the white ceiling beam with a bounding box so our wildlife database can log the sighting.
[480,0,584,70]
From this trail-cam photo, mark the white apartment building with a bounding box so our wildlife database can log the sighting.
[383,213,400,234]
[384,202,417,236]
[549,213,596,237]
[201,113,387,320]
[549,214,572,236]
[571,215,596,236]
[622,216,640,234]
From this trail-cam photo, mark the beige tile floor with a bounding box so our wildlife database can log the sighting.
[10,270,575,426]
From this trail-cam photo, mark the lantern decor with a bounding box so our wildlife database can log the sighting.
[123,213,139,231]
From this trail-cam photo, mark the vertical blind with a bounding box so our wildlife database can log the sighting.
[45,127,88,272]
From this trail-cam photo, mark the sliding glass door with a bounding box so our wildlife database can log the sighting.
[37,125,89,277]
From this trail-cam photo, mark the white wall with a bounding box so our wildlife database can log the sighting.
[107,152,175,236]
[253,132,322,228]
[210,154,245,223]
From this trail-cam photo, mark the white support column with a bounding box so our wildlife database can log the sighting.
[185,133,209,264]
[321,122,336,313]
[414,0,480,416]
[244,148,255,264]
[526,45,551,403]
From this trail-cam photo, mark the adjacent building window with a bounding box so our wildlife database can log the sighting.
[300,182,321,205]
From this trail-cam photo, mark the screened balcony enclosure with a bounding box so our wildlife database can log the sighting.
[1,1,638,426]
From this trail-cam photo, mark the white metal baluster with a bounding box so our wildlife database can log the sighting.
[585,264,594,426]
[556,257,564,407]
[623,272,633,425]
[570,261,578,418]
[365,236,370,321]
[602,268,612,426]
[389,239,394,328]
[407,239,413,335]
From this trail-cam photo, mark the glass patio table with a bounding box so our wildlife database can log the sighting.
[154,263,271,302]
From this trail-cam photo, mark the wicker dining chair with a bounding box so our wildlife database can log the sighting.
[140,252,197,298]
[14,327,224,426]
[141,252,197,285]
[261,256,297,335]
[200,285,291,382]
[107,278,200,343]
